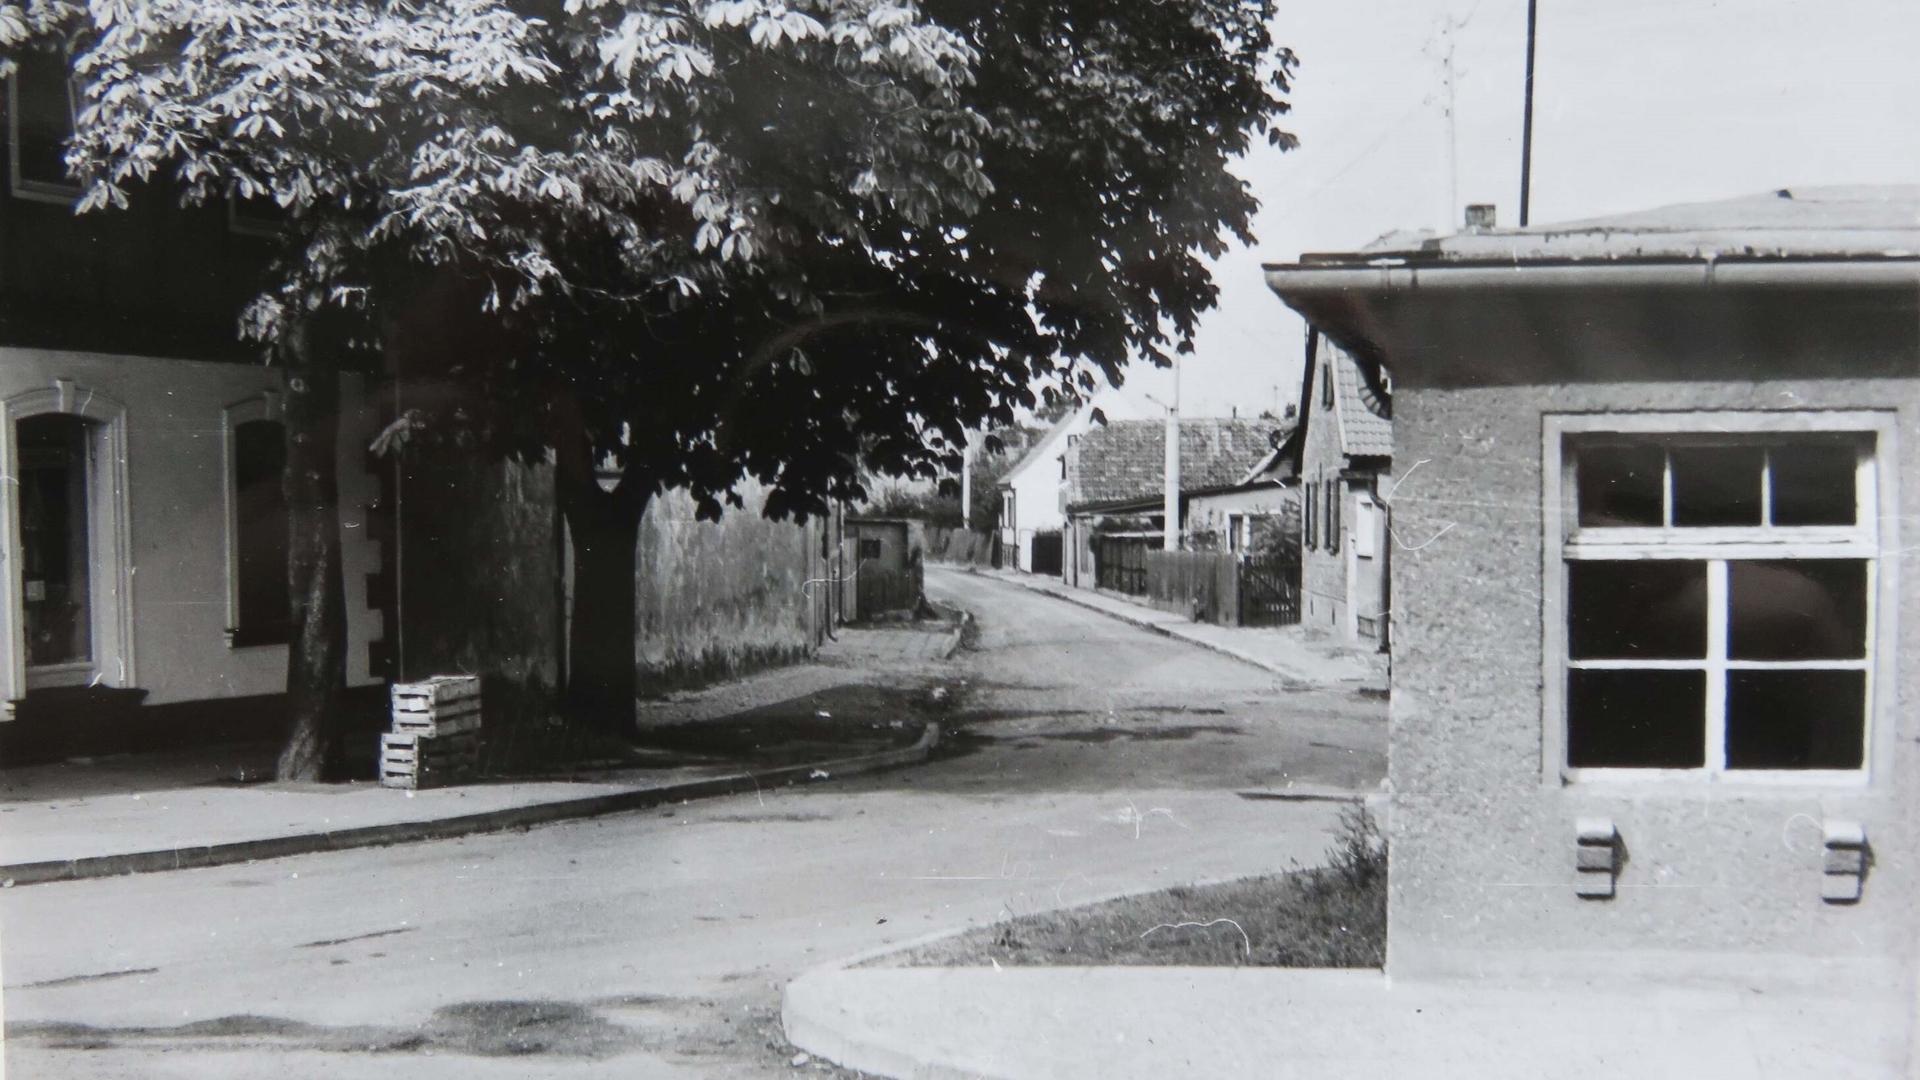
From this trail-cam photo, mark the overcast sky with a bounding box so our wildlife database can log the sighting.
[1120,0,1920,419]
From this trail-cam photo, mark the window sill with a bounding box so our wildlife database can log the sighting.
[11,178,81,206]
[1559,768,1874,796]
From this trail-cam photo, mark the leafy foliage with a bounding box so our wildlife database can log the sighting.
[1,0,1296,521]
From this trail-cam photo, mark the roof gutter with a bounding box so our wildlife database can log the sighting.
[1264,258,1920,297]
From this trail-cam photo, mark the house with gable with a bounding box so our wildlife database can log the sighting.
[995,392,1148,576]
[1184,417,1300,557]
[1295,330,1394,645]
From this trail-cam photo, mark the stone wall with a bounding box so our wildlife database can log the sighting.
[1388,377,1918,984]
[633,482,824,694]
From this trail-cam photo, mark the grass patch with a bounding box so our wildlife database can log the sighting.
[879,807,1385,969]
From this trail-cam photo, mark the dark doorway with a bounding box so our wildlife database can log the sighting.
[1030,531,1064,577]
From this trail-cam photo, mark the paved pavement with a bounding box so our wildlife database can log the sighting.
[785,964,1912,1080]
[0,624,958,882]
[921,568,1386,796]
[2,564,1380,1078]
[975,567,1388,690]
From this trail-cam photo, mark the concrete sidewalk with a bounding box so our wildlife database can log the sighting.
[785,963,1911,1079]
[979,569,1385,691]
[0,621,961,886]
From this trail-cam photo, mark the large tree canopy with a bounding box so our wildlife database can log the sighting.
[1,0,1295,763]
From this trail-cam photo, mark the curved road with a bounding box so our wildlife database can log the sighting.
[2,568,1384,1079]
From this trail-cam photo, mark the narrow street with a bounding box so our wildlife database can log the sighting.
[2,569,1385,1079]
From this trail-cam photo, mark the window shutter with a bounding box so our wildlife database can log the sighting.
[1328,480,1342,554]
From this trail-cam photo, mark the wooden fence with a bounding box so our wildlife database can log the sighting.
[925,526,999,568]
[1143,550,1301,628]
[1144,551,1239,624]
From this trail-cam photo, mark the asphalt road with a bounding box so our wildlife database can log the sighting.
[1,568,1385,1079]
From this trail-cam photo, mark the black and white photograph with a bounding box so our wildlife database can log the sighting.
[0,0,1914,1076]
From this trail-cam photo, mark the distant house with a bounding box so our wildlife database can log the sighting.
[1295,333,1393,644]
[1062,418,1276,592]
[1264,185,1920,994]
[1185,418,1300,557]
[996,394,1148,576]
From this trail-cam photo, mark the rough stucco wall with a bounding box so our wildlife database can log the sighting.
[634,481,820,692]
[1387,378,1918,984]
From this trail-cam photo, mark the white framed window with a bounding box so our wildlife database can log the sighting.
[1543,411,1897,787]
[0,380,134,710]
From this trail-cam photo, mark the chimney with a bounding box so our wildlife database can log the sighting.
[1464,204,1497,232]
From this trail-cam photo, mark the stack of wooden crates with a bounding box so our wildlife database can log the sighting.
[379,676,482,789]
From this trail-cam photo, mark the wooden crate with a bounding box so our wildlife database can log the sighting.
[390,703,482,736]
[391,675,481,713]
[378,730,480,790]
[390,674,482,737]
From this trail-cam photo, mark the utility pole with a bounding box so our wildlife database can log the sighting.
[1442,16,1459,232]
[1162,356,1181,552]
[960,429,974,531]
[1519,0,1539,226]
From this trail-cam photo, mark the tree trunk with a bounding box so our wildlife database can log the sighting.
[549,390,649,738]
[564,493,644,735]
[277,320,350,781]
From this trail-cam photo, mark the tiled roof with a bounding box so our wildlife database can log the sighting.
[1069,418,1280,507]
[1330,342,1392,458]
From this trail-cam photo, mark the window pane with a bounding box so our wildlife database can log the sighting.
[1576,444,1663,527]
[1671,445,1763,526]
[1568,669,1705,768]
[1727,559,1867,660]
[234,420,290,641]
[12,58,76,188]
[18,415,92,665]
[1770,439,1858,526]
[1726,670,1865,770]
[1568,560,1707,659]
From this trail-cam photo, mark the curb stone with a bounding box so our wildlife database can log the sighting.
[938,613,971,660]
[0,723,940,888]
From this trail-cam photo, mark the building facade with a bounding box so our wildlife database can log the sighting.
[1295,335,1392,644]
[1265,188,1920,1009]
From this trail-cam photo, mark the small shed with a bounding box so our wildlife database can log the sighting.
[843,517,923,622]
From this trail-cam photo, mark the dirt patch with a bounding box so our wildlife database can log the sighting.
[1014,724,1245,745]
[9,999,646,1059]
[871,809,1386,969]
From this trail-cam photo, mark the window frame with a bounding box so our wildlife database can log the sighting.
[1541,410,1898,790]
[7,64,84,206]
[0,379,134,710]
[222,393,292,650]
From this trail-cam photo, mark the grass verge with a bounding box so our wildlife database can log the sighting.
[872,807,1386,969]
